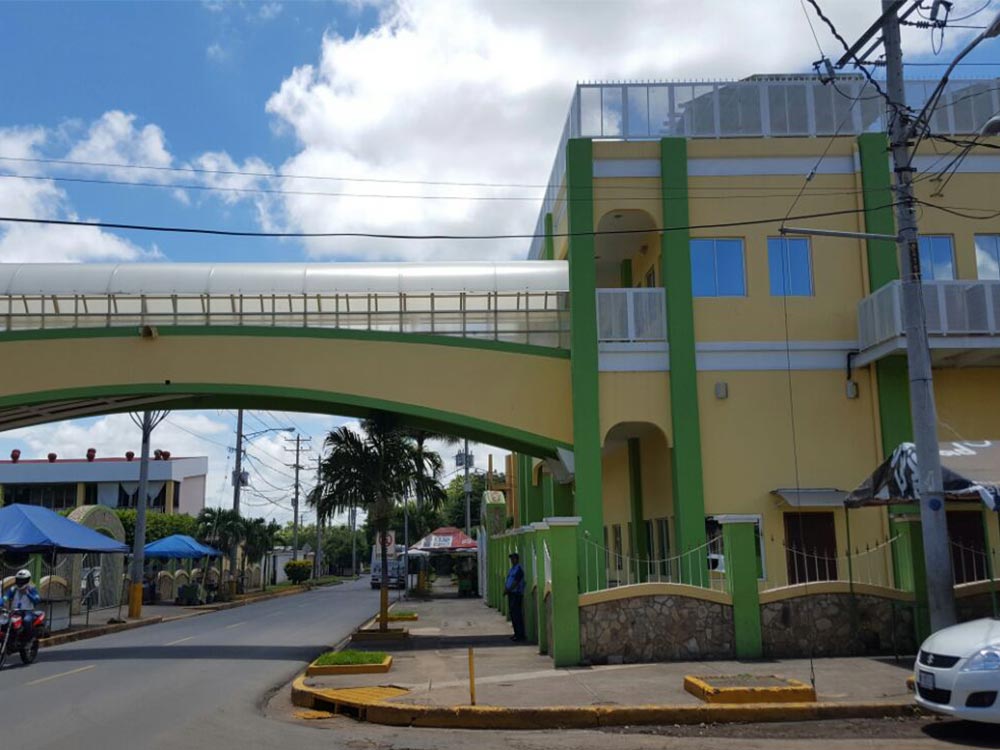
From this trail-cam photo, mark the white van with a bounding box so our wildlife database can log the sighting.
[370,544,407,589]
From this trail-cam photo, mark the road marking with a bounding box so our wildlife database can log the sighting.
[165,636,195,646]
[26,665,95,686]
[225,621,246,629]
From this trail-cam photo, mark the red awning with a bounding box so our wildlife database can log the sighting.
[410,526,478,553]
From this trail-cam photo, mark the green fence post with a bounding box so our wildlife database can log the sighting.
[546,516,582,667]
[523,528,538,643]
[533,522,550,655]
[719,515,762,659]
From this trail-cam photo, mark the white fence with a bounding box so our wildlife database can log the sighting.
[859,280,1000,351]
[596,288,666,343]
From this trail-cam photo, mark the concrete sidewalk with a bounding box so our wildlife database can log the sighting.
[302,596,916,712]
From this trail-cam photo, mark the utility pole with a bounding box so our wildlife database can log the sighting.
[880,0,956,631]
[230,408,245,590]
[463,438,471,536]
[314,456,323,578]
[284,433,311,562]
[128,409,167,619]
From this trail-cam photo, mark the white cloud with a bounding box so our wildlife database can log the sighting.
[206,42,229,63]
[0,126,158,262]
[257,2,282,21]
[262,0,986,262]
[66,111,174,182]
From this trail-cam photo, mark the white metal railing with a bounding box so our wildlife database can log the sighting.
[858,280,1000,351]
[0,291,571,349]
[529,76,1000,258]
[582,535,728,593]
[596,287,666,343]
[763,536,902,592]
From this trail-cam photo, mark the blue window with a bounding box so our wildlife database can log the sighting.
[917,236,955,281]
[690,238,746,297]
[975,235,1000,280]
[768,237,813,296]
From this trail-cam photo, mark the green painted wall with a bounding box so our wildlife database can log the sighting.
[722,521,763,658]
[523,460,544,525]
[660,138,707,584]
[627,438,648,581]
[566,137,605,591]
[544,212,555,261]
[547,521,582,666]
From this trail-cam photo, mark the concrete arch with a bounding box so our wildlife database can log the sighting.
[0,328,573,456]
[595,209,660,288]
[68,505,127,615]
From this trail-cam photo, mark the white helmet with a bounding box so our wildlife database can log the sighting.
[14,569,31,587]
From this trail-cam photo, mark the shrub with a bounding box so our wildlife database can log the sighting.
[284,559,312,585]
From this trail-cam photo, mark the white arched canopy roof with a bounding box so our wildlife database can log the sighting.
[0,262,569,296]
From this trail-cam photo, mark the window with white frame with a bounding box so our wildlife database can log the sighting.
[768,237,813,296]
[917,235,956,281]
[690,238,746,297]
[974,235,1000,280]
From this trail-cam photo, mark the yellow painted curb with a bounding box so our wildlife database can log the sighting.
[684,675,817,704]
[307,655,393,677]
[291,674,917,729]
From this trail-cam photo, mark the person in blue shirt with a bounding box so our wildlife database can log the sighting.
[3,569,41,627]
[504,552,526,642]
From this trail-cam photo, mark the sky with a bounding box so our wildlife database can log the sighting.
[0,0,998,524]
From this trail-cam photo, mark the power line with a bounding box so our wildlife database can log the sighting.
[0,203,903,241]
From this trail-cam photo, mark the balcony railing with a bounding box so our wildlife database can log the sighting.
[858,280,1000,358]
[596,287,666,343]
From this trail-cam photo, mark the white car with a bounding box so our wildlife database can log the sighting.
[914,617,1000,724]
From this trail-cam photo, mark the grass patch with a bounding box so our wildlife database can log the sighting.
[313,649,388,667]
[389,611,417,618]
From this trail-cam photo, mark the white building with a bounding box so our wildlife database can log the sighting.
[0,450,208,516]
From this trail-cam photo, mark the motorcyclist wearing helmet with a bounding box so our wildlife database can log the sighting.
[3,569,41,615]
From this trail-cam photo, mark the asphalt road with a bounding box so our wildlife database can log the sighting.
[0,578,378,749]
[1,579,991,750]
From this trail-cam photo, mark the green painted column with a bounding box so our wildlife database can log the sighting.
[858,133,925,637]
[719,516,763,659]
[524,461,544,525]
[520,529,537,643]
[566,137,605,591]
[619,259,633,288]
[516,454,529,529]
[533,523,550,655]
[660,138,707,584]
[628,438,649,582]
[542,473,575,518]
[546,517,582,666]
[544,212,555,260]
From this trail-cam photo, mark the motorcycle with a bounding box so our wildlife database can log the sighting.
[0,608,45,669]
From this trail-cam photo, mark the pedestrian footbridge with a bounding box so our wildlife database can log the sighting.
[0,262,574,455]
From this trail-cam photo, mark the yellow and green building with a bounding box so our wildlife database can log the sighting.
[488,74,1000,665]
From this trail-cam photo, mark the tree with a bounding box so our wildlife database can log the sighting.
[441,471,502,531]
[196,507,245,592]
[361,501,443,547]
[322,525,367,574]
[115,509,198,547]
[318,413,444,631]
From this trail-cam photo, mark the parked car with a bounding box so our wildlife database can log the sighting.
[370,544,407,589]
[914,617,1000,724]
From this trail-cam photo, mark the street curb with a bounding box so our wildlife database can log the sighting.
[291,676,920,729]
[40,616,165,647]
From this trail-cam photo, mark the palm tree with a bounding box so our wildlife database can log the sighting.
[243,518,270,590]
[196,507,245,595]
[319,413,429,631]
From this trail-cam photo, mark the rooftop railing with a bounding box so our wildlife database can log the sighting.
[529,76,1000,258]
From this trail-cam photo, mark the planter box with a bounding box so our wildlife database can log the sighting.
[306,655,393,677]
[387,613,419,621]
[684,674,816,704]
[351,627,409,643]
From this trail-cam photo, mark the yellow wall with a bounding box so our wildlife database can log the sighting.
[599,371,672,446]
[0,334,574,449]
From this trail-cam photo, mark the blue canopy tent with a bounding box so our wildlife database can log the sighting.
[0,504,128,554]
[0,504,129,632]
[144,535,220,560]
